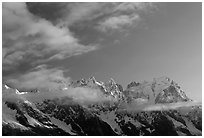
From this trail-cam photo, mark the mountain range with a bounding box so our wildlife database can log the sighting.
[2,76,202,136]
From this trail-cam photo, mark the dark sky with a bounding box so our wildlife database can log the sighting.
[2,2,202,101]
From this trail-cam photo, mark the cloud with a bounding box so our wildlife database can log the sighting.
[5,65,71,90]
[143,101,202,111]
[4,64,113,104]
[26,3,107,27]
[3,67,114,105]
[3,86,114,106]
[95,2,156,32]
[29,3,156,32]
[113,2,155,12]
[63,87,113,104]
[97,14,140,32]
[63,3,106,26]
[2,2,97,70]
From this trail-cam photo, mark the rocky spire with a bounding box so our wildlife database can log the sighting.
[89,76,97,83]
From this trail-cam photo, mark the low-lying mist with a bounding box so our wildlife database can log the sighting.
[3,84,116,107]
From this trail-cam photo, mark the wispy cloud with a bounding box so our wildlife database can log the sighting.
[2,2,97,70]
[63,2,106,26]
[97,14,140,32]
[96,2,156,32]
[113,2,155,12]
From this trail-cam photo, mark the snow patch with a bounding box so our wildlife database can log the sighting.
[5,85,10,89]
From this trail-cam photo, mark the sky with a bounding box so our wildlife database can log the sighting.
[2,2,202,101]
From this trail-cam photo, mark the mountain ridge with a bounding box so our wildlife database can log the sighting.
[2,76,202,136]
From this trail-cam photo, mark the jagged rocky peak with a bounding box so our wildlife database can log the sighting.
[70,77,124,98]
[105,78,118,90]
[87,76,105,87]
[153,76,171,83]
[106,78,119,88]
[78,78,85,84]
[70,78,87,87]
[124,76,191,104]
[87,76,98,85]
[2,76,202,136]
[116,84,123,92]
[151,76,191,103]
[155,85,190,104]
[109,78,116,85]
[103,78,124,99]
[89,76,97,83]
[126,81,140,89]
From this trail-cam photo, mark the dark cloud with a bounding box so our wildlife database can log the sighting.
[26,2,67,23]
[26,2,156,31]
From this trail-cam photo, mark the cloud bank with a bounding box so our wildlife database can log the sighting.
[5,65,71,91]
[3,80,114,106]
